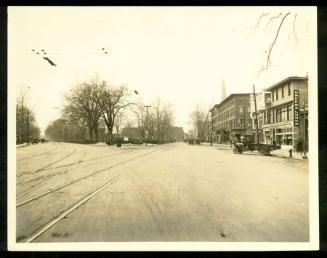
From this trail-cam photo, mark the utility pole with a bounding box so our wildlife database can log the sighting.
[253,85,259,144]
[27,109,30,145]
[243,109,246,136]
[21,89,25,143]
[144,105,151,146]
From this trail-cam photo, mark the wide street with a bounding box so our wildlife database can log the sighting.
[16,142,309,242]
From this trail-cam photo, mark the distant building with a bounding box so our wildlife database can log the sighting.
[168,127,185,141]
[121,127,143,140]
[121,126,184,142]
[210,93,252,144]
[261,76,308,150]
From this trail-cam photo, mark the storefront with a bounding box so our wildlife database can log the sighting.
[263,128,271,144]
[275,127,293,146]
[262,122,294,149]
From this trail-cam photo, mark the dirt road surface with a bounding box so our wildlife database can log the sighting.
[16,142,309,242]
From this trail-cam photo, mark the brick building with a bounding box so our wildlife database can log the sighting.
[210,93,252,144]
[261,76,308,150]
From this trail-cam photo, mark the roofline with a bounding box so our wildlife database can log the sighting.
[264,76,308,91]
[210,93,251,111]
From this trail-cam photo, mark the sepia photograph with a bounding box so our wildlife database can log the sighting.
[7,6,319,251]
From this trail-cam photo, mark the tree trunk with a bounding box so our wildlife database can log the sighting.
[93,121,99,142]
[88,124,94,142]
[108,126,113,145]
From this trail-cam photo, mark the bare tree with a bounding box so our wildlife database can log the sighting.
[95,81,135,145]
[252,11,297,73]
[128,97,175,143]
[16,95,40,143]
[63,79,102,142]
[114,112,124,136]
[151,97,175,143]
[189,104,210,141]
[62,106,88,142]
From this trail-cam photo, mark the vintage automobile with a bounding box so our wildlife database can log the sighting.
[31,138,40,144]
[188,138,201,145]
[232,137,281,156]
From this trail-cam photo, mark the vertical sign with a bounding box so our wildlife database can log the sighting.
[293,90,299,126]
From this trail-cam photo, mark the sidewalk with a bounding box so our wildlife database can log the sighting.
[271,148,308,160]
[16,143,28,148]
[201,142,307,160]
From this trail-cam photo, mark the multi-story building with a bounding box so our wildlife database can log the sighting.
[250,92,272,143]
[210,93,252,143]
[261,76,308,150]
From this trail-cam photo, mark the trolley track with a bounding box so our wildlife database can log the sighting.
[17,148,161,243]
[17,149,159,207]
[20,174,122,243]
[17,146,59,162]
[16,148,136,188]
[17,169,69,199]
[17,148,77,177]
[17,147,88,186]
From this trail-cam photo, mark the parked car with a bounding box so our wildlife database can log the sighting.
[232,137,280,155]
[31,138,39,144]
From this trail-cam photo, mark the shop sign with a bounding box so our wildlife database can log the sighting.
[293,90,299,126]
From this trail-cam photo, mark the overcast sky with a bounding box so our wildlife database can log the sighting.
[8,6,316,133]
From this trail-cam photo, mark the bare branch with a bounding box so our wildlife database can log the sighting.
[265,12,291,70]
[264,13,282,30]
[288,13,298,46]
[251,12,270,33]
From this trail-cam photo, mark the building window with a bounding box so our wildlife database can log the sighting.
[282,85,284,98]
[281,107,287,122]
[259,117,263,129]
[276,108,281,122]
[272,90,274,102]
[287,105,293,121]
[288,83,291,96]
[276,88,279,100]
[267,111,271,124]
[239,106,243,113]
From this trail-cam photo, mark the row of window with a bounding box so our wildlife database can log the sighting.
[271,83,291,102]
[216,119,252,130]
[215,106,251,121]
[217,108,234,121]
[266,105,293,124]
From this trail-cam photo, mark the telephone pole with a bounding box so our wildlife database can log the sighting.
[144,105,151,146]
[253,85,259,144]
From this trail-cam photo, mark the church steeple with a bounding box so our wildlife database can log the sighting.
[220,79,227,103]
